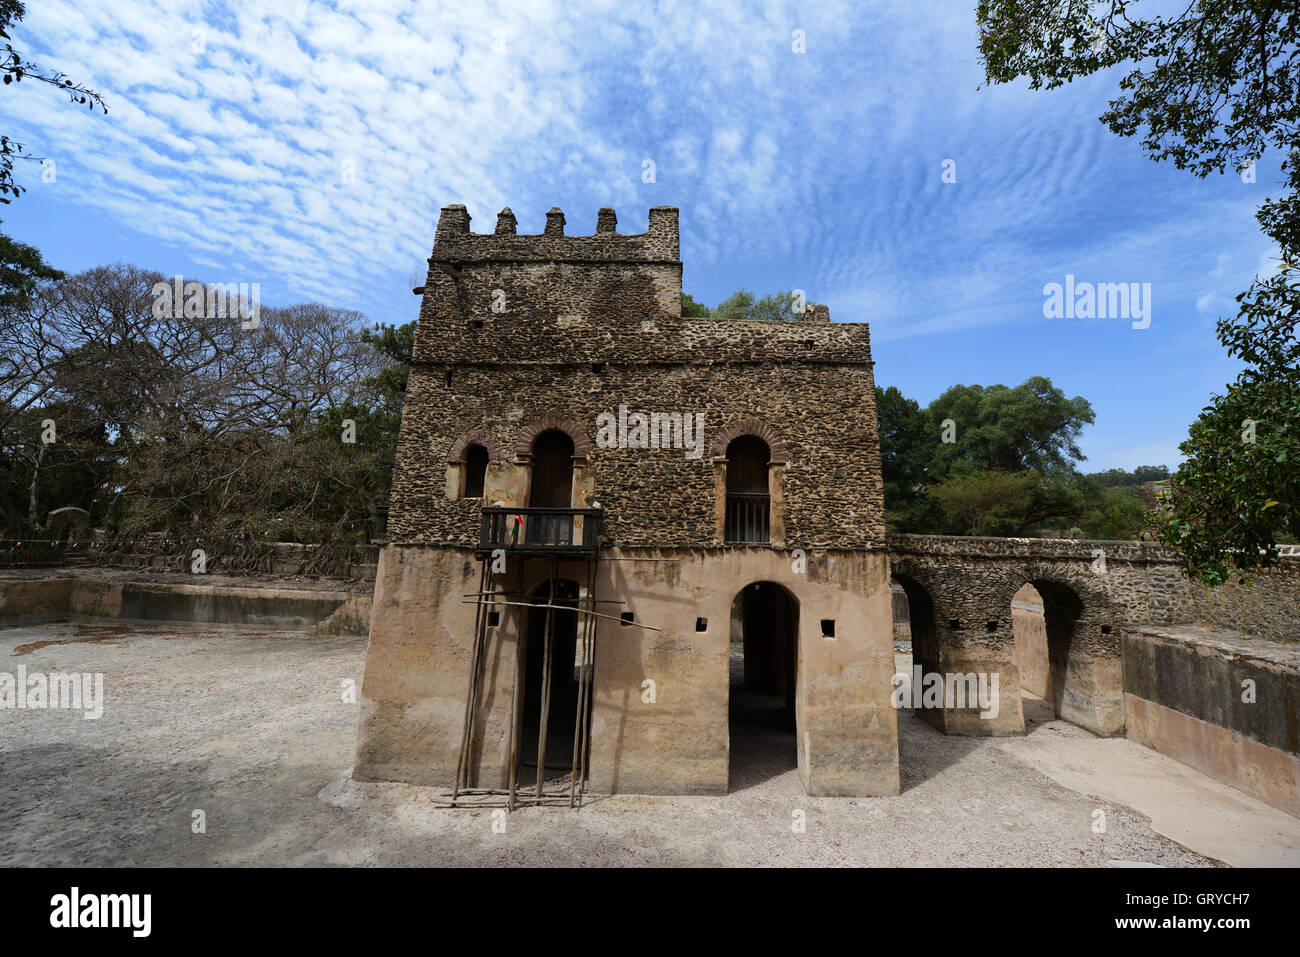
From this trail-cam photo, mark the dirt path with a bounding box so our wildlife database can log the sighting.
[0,622,1291,866]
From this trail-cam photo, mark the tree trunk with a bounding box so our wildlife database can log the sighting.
[28,444,47,531]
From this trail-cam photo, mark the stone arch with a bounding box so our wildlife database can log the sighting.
[1000,563,1124,736]
[888,566,945,732]
[710,417,789,464]
[446,430,503,463]
[515,417,593,461]
[885,560,951,626]
[1001,562,1113,619]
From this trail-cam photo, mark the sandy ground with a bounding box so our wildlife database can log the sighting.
[1,620,1296,867]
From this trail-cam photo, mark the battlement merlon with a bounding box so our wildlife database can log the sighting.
[430,204,681,265]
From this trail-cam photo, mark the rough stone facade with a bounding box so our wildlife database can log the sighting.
[387,204,884,551]
[1184,554,1300,643]
[886,534,1300,740]
[351,203,1300,807]
[355,205,896,797]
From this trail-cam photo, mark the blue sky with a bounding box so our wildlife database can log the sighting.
[3,0,1285,471]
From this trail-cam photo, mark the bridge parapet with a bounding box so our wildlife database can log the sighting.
[887,533,1176,564]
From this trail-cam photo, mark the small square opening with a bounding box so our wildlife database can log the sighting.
[820,619,835,638]
[948,619,961,630]
[695,617,707,632]
[487,611,500,627]
[986,621,998,632]
[470,319,484,330]
[1100,625,1112,635]
[620,612,634,627]
[591,363,605,374]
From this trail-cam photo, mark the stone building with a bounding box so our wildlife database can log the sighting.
[353,203,899,798]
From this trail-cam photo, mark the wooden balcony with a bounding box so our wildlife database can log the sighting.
[477,506,603,559]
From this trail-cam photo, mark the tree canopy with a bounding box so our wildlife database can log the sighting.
[874,376,1165,540]
[978,0,1300,581]
[1,263,407,544]
[681,289,805,320]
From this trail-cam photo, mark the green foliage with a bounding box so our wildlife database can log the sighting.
[878,376,1161,539]
[1086,464,1171,489]
[978,0,1300,578]
[874,385,936,531]
[929,470,1035,536]
[977,1,1299,186]
[360,320,414,415]
[683,288,805,321]
[0,230,62,305]
[680,292,711,317]
[1081,487,1148,540]
[714,288,803,321]
[928,376,1095,475]
[1151,272,1300,583]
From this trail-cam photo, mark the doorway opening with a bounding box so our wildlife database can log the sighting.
[528,429,575,545]
[1013,579,1085,726]
[728,581,798,790]
[517,577,586,788]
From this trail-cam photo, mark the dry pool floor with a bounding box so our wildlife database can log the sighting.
[1,621,1297,867]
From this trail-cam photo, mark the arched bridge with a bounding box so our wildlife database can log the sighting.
[884,534,1296,738]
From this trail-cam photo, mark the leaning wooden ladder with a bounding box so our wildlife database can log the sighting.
[446,555,602,809]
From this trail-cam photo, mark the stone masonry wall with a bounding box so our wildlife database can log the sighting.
[888,534,1300,643]
[386,204,887,550]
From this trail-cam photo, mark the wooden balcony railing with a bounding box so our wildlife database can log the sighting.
[477,506,603,558]
[725,493,770,544]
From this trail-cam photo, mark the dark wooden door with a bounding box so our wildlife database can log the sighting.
[529,430,575,544]
[529,430,575,507]
[725,436,770,494]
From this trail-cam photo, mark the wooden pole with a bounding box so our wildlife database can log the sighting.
[451,558,489,801]
[458,599,662,631]
[534,561,558,797]
[570,556,599,806]
[506,559,525,811]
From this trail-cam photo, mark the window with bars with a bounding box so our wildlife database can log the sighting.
[724,435,771,544]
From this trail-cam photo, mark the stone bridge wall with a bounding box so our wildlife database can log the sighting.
[887,534,1300,642]
[885,534,1300,739]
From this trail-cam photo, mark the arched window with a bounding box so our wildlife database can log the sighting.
[725,435,770,543]
[446,431,500,502]
[463,443,488,498]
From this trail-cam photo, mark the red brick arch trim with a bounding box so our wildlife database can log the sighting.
[710,417,789,465]
[514,417,593,460]
[447,431,503,464]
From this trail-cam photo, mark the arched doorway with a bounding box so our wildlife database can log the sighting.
[1013,579,1084,726]
[724,436,771,543]
[728,581,798,789]
[891,573,942,730]
[1011,583,1053,724]
[518,577,583,788]
[529,429,575,544]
